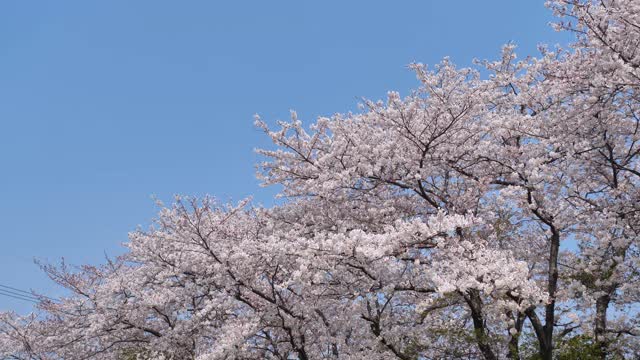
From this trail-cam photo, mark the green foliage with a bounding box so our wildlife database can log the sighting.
[520,335,605,360]
[571,270,598,289]
[556,335,603,360]
[118,348,152,360]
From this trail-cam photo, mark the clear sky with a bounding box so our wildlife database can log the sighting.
[0,1,572,313]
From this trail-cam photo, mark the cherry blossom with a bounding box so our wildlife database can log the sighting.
[1,1,638,359]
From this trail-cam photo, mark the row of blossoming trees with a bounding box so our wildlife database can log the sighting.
[1,1,639,359]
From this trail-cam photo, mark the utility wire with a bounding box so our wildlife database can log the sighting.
[0,284,55,301]
[0,283,57,303]
[0,288,40,301]
[0,289,39,303]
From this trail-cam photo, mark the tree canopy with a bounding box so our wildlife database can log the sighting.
[1,1,639,359]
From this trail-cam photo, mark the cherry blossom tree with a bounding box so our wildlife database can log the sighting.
[1,1,638,359]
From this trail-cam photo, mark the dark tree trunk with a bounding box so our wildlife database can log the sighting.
[465,289,498,360]
[541,230,560,360]
[594,293,610,359]
[507,312,525,360]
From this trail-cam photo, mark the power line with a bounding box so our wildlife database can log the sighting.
[0,289,39,303]
[0,283,57,303]
[0,284,37,296]
[0,287,39,301]
[0,284,55,301]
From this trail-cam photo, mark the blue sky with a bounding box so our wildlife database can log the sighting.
[0,1,572,313]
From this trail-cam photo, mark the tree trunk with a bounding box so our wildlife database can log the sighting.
[541,229,560,360]
[507,312,524,360]
[594,294,610,359]
[465,289,498,360]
